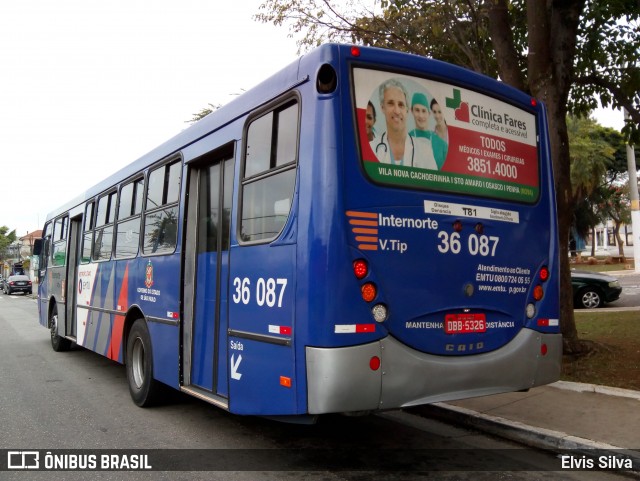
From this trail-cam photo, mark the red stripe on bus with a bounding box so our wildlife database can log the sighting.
[109,264,128,361]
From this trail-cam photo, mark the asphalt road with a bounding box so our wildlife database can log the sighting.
[0,293,632,480]
[598,271,640,309]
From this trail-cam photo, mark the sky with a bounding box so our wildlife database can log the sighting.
[0,0,628,238]
[0,0,297,237]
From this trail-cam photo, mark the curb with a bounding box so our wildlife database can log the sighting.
[416,384,640,474]
[419,402,640,475]
[551,380,640,401]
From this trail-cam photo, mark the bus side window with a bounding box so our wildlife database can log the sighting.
[143,160,181,255]
[115,177,143,258]
[81,202,94,263]
[241,100,298,243]
[93,191,117,261]
[52,216,68,267]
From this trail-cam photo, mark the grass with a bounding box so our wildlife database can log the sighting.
[561,310,640,391]
[570,252,636,272]
[571,262,632,273]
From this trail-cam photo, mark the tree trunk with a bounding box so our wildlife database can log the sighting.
[525,0,586,355]
[614,222,625,257]
[545,99,583,354]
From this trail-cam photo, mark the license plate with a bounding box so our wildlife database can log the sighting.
[17,282,26,286]
[444,313,486,334]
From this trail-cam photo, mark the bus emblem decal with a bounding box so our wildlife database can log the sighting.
[145,261,154,289]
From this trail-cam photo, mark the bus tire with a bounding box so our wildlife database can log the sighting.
[50,305,71,352]
[126,319,161,407]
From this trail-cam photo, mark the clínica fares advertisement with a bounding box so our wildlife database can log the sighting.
[354,68,539,203]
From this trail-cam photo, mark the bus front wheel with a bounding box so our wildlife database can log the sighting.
[126,319,161,407]
[50,305,71,352]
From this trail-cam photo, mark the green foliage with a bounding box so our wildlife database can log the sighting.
[568,116,615,201]
[0,226,17,261]
[568,116,633,242]
[572,0,640,142]
[255,0,640,143]
[187,103,222,125]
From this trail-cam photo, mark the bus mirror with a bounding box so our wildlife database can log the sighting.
[33,238,43,256]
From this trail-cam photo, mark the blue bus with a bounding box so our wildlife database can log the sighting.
[35,44,561,418]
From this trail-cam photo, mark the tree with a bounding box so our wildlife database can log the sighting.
[256,0,640,353]
[568,116,615,257]
[568,116,615,206]
[569,116,636,257]
[0,226,17,262]
[600,185,631,256]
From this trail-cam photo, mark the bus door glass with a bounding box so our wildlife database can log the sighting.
[184,153,234,396]
[64,215,83,339]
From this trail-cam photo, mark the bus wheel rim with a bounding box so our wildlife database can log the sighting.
[50,314,58,339]
[132,338,145,388]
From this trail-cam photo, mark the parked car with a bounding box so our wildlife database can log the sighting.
[2,274,33,295]
[571,270,622,309]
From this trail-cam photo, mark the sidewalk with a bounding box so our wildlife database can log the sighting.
[414,381,640,464]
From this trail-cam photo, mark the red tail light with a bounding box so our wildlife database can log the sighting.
[353,259,368,279]
[539,266,549,282]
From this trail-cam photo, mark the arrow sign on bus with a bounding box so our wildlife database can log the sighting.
[231,354,243,380]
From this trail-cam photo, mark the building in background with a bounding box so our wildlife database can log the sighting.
[2,230,42,280]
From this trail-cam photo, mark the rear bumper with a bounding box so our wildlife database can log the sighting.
[7,285,32,293]
[306,329,562,414]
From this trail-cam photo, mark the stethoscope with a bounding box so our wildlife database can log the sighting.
[375,132,415,166]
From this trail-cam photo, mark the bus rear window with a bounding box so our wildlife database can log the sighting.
[353,68,539,203]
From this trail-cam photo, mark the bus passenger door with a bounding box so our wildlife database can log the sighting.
[183,151,234,401]
[64,216,82,339]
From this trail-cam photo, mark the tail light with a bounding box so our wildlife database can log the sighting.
[539,266,549,282]
[361,283,377,302]
[527,266,549,319]
[533,285,544,301]
[353,259,368,279]
[352,258,387,323]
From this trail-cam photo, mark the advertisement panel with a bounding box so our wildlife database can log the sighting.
[354,68,539,203]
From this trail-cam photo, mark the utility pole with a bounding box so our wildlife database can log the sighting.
[625,108,640,273]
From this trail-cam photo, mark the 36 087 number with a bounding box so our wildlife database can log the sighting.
[437,232,499,257]
[232,277,288,308]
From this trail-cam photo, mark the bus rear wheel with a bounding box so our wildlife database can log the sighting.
[126,319,161,407]
[50,305,71,352]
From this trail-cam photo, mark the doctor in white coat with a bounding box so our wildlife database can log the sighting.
[370,79,437,170]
